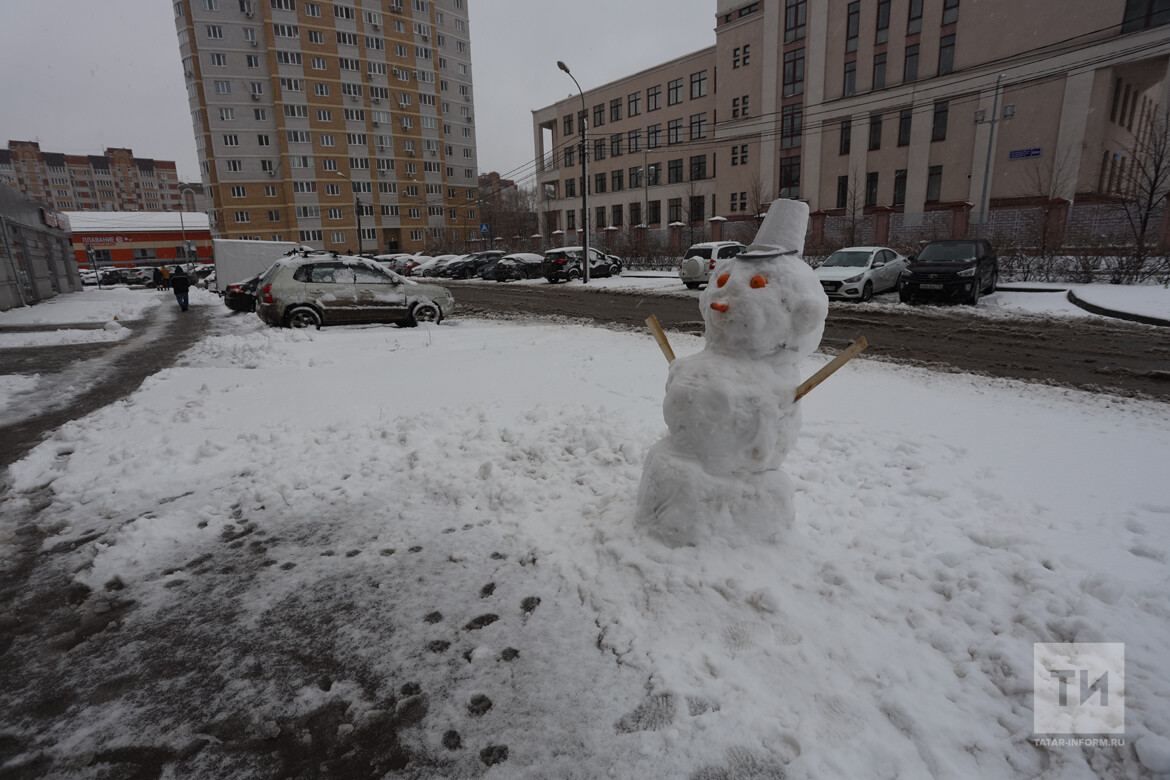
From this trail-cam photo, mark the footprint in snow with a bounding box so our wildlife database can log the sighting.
[409,546,423,553]
[521,597,541,614]
[427,640,450,653]
[480,745,508,766]
[490,552,506,560]
[480,583,495,598]
[442,730,462,750]
[424,611,443,624]
[465,614,498,631]
[345,550,360,558]
[467,694,492,716]
[500,648,519,661]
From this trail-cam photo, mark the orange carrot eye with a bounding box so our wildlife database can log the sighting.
[716,272,730,288]
[750,274,768,289]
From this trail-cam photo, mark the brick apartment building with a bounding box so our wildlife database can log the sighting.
[0,141,183,213]
[532,0,1170,252]
[174,0,480,254]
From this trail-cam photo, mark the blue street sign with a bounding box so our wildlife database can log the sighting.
[480,223,490,235]
[1008,147,1042,160]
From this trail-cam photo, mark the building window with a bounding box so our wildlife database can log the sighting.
[839,118,851,154]
[630,166,643,188]
[667,78,683,105]
[566,210,575,231]
[893,169,907,206]
[689,113,707,140]
[732,45,751,68]
[907,0,923,33]
[731,95,750,118]
[836,175,849,209]
[932,100,949,141]
[611,133,623,157]
[865,171,879,206]
[610,98,622,122]
[942,0,959,24]
[897,108,912,146]
[846,1,861,52]
[630,202,642,226]
[667,198,682,223]
[564,146,575,167]
[784,0,806,42]
[1122,0,1170,31]
[688,196,705,223]
[904,44,920,82]
[210,52,227,66]
[596,206,606,229]
[628,129,641,153]
[873,53,887,90]
[612,169,624,191]
[647,163,661,186]
[731,144,748,165]
[689,155,708,180]
[843,61,857,96]
[647,85,662,111]
[781,105,802,149]
[779,157,800,198]
[594,139,606,162]
[868,113,882,150]
[628,91,641,117]
[647,123,661,148]
[668,119,682,144]
[938,34,956,75]
[926,165,942,201]
[595,173,606,194]
[207,24,224,39]
[690,70,708,99]
[647,200,661,223]
[668,158,683,184]
[593,104,605,128]
[783,49,805,97]
[876,0,891,42]
[563,114,573,136]
[611,204,623,227]
[565,178,576,198]
[214,80,231,94]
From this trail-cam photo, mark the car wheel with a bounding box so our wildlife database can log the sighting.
[861,281,873,302]
[684,281,700,290]
[609,264,622,276]
[985,270,998,295]
[899,287,916,305]
[401,301,440,328]
[568,268,581,280]
[967,280,981,305]
[286,306,321,329]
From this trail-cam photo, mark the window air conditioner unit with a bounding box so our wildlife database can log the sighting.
[372,120,380,127]
[372,22,380,30]
[372,97,381,104]
[251,93,261,101]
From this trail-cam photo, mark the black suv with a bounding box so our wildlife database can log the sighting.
[900,239,998,305]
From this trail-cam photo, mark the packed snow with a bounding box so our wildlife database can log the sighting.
[0,287,161,327]
[4,305,1169,778]
[1069,283,1170,322]
[0,321,131,349]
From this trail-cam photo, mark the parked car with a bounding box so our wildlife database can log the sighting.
[491,253,544,281]
[223,275,260,313]
[441,250,505,279]
[255,252,455,328]
[900,239,998,305]
[678,242,746,289]
[542,247,623,282]
[412,254,456,277]
[421,255,466,277]
[815,246,908,301]
[80,270,98,286]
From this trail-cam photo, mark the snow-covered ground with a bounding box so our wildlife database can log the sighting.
[0,287,161,327]
[5,314,1169,777]
[0,321,131,349]
[464,273,1170,324]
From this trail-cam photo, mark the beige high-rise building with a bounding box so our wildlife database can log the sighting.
[533,0,1170,250]
[174,0,479,254]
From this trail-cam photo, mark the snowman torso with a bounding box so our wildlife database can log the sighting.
[662,352,799,476]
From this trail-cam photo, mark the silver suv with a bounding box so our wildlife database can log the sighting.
[678,241,745,289]
[256,252,455,329]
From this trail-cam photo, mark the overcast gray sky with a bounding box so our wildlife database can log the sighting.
[0,0,713,187]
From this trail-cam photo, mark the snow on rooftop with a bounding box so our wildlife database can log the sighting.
[63,211,210,233]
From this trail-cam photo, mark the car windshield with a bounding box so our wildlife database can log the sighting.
[685,246,712,259]
[822,251,871,268]
[918,242,976,262]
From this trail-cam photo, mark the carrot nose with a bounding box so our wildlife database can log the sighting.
[710,302,729,313]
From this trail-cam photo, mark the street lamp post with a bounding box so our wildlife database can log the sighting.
[332,171,363,254]
[179,186,197,268]
[557,60,590,284]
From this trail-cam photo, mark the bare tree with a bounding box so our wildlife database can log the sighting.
[746,172,773,228]
[843,165,866,247]
[1116,107,1170,282]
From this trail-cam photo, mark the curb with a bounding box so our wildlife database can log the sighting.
[1066,289,1170,328]
[995,285,1068,293]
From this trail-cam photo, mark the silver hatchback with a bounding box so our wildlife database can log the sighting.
[256,252,455,329]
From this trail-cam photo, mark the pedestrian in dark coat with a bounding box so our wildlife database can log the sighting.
[152,267,163,290]
[171,266,192,312]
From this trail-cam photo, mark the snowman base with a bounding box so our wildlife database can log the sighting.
[635,441,795,548]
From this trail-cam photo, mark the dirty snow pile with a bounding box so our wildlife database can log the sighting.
[0,321,131,349]
[2,314,1169,778]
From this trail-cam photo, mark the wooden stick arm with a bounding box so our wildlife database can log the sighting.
[644,315,867,400]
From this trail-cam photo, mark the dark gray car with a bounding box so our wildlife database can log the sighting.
[900,239,997,305]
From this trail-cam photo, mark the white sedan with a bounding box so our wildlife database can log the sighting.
[814,246,908,301]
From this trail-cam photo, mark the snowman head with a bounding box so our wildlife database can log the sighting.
[700,251,827,360]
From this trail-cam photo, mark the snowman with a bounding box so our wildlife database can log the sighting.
[635,199,828,547]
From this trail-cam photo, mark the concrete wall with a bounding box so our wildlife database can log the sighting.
[0,185,79,312]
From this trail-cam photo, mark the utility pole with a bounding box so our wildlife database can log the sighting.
[355,196,364,255]
[975,74,1004,236]
[558,60,590,283]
